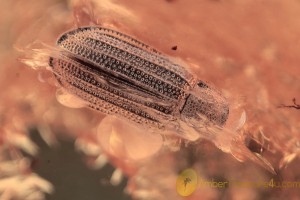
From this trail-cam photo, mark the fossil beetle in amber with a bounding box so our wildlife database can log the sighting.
[49,27,229,140]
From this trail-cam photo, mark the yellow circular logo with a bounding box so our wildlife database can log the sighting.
[176,168,198,197]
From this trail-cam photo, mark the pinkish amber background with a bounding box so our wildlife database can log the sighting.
[1,0,300,200]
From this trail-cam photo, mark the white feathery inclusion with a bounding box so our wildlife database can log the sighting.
[110,168,123,186]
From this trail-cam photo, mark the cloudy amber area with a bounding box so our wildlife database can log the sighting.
[1,0,300,200]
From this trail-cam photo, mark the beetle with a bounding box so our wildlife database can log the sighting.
[49,26,229,141]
